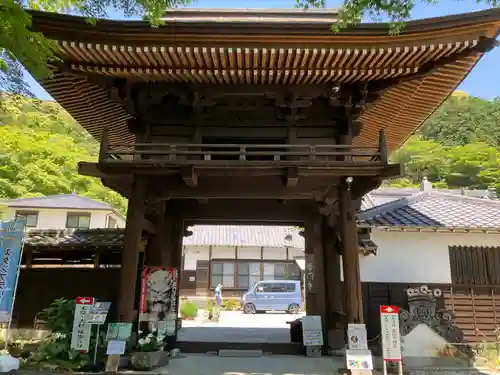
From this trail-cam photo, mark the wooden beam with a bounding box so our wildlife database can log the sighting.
[130,82,334,97]
[142,217,156,234]
[181,166,198,188]
[284,167,299,188]
[156,183,317,200]
[169,199,315,223]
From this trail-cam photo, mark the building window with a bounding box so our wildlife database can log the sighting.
[66,213,91,229]
[15,211,38,228]
[107,216,117,228]
[210,262,235,288]
[449,245,500,285]
[237,262,261,289]
[210,260,301,289]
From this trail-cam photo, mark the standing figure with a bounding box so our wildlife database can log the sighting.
[213,284,223,321]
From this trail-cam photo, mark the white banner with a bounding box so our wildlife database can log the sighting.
[70,297,94,352]
[380,305,402,361]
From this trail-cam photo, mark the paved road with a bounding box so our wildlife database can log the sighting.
[179,310,304,343]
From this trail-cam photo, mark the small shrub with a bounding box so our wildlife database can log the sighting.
[180,301,198,320]
[222,299,241,311]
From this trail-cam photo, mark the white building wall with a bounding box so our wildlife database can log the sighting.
[183,246,210,271]
[182,244,304,271]
[262,246,287,260]
[237,246,261,259]
[360,230,500,284]
[287,247,304,260]
[2,207,125,229]
[211,246,235,259]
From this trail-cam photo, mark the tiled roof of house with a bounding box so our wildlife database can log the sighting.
[24,226,305,249]
[358,191,500,229]
[361,186,496,210]
[6,193,113,210]
[184,225,304,248]
[24,229,124,249]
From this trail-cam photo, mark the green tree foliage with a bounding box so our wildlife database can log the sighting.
[388,92,500,193]
[419,92,500,147]
[0,94,127,212]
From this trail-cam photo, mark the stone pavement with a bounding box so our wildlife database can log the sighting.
[157,354,345,375]
[178,310,303,343]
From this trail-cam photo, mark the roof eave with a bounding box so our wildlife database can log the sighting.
[359,224,500,233]
[28,8,500,40]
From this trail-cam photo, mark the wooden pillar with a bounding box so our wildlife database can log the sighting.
[118,176,146,322]
[145,203,166,266]
[338,183,363,324]
[304,214,327,337]
[322,217,345,349]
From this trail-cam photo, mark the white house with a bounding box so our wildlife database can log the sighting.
[0,193,126,230]
[181,225,304,296]
[358,180,500,286]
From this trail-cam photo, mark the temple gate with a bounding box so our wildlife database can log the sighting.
[27,7,500,350]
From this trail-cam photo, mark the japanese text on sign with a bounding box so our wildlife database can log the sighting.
[0,248,12,302]
[380,305,402,362]
[70,297,94,352]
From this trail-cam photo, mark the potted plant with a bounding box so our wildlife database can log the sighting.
[131,329,167,371]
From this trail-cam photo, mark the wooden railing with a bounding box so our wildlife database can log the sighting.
[99,129,389,166]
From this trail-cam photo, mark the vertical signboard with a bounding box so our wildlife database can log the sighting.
[71,297,94,352]
[305,253,315,293]
[0,219,26,323]
[139,267,179,333]
[380,305,402,362]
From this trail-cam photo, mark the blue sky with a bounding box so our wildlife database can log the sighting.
[27,0,500,100]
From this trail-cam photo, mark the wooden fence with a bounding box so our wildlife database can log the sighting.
[363,282,500,343]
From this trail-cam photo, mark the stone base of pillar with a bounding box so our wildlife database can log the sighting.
[327,329,346,350]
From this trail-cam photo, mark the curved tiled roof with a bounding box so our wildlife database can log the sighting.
[27,8,500,151]
[183,225,304,248]
[358,191,500,229]
[7,193,113,210]
[24,226,305,249]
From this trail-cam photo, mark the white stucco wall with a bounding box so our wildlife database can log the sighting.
[360,230,500,283]
[182,245,304,271]
[2,207,125,229]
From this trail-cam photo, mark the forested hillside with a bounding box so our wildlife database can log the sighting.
[0,94,127,212]
[0,91,499,214]
[389,91,500,192]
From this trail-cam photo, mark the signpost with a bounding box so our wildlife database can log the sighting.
[345,323,373,375]
[87,301,111,325]
[380,305,403,375]
[301,315,323,357]
[105,322,133,373]
[70,297,94,352]
[86,301,111,366]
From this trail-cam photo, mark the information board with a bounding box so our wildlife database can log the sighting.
[86,301,111,324]
[346,349,374,370]
[347,323,368,350]
[106,322,133,341]
[380,305,402,362]
[301,315,323,346]
[70,297,94,352]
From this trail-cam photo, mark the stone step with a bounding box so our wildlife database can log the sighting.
[218,349,263,357]
[177,341,303,355]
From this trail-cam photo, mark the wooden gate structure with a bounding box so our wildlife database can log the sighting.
[27,8,500,349]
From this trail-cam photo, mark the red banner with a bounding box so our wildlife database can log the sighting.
[139,266,179,316]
